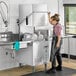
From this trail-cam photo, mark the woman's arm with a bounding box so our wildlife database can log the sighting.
[56,35,61,48]
[48,12,51,23]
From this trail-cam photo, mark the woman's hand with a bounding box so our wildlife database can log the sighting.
[56,43,60,48]
[48,12,51,23]
[48,12,51,17]
[48,12,50,15]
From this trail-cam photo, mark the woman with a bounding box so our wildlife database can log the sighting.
[46,12,62,73]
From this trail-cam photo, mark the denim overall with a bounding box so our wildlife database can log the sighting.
[50,29,62,69]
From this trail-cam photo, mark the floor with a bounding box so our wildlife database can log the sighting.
[22,67,76,76]
[0,58,76,76]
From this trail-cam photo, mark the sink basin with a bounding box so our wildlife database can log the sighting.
[0,32,19,42]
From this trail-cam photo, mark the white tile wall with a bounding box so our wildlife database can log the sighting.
[63,0,76,4]
[0,0,64,33]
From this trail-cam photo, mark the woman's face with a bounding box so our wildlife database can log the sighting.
[50,18,57,25]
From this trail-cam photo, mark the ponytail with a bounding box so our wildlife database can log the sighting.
[51,13,60,22]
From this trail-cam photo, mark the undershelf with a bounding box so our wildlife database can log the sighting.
[62,53,76,60]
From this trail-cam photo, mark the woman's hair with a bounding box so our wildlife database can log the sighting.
[51,14,60,22]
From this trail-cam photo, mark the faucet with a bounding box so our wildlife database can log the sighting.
[0,1,8,27]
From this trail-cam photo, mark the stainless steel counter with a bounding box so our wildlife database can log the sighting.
[0,41,32,46]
